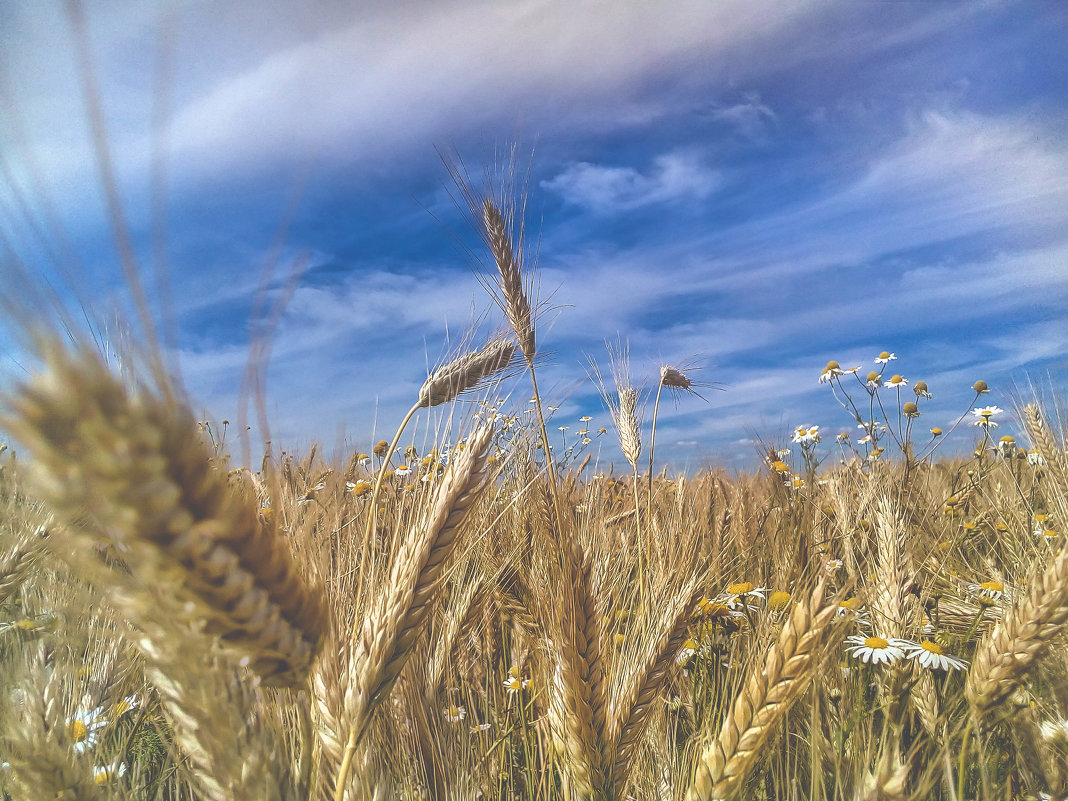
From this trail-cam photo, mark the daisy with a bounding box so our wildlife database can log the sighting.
[913,381,932,400]
[970,406,1003,429]
[579,415,592,422]
[394,465,412,477]
[504,666,530,694]
[675,637,698,665]
[724,582,766,610]
[825,559,843,573]
[970,580,1004,601]
[766,590,792,611]
[866,372,882,388]
[998,435,1016,456]
[111,695,140,717]
[905,640,967,671]
[819,361,845,383]
[874,352,897,364]
[1028,449,1045,466]
[66,706,107,754]
[443,705,466,724]
[93,762,127,784]
[469,722,492,733]
[885,375,908,389]
[792,426,820,444]
[845,635,911,665]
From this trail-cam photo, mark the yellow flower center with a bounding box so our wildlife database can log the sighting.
[840,597,862,610]
[69,720,88,743]
[864,637,889,649]
[919,640,943,655]
[980,581,1003,593]
[728,582,754,595]
[767,591,791,610]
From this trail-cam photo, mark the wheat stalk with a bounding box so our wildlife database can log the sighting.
[331,424,495,800]
[608,583,703,791]
[1024,404,1068,502]
[418,336,516,409]
[686,578,841,801]
[1,341,327,688]
[545,542,608,799]
[966,544,1068,720]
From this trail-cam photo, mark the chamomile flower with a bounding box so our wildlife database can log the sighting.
[470,722,492,733]
[1028,449,1045,466]
[676,637,699,664]
[504,666,530,694]
[724,582,766,609]
[792,426,820,444]
[866,372,882,388]
[874,352,897,364]
[905,640,968,671]
[825,559,844,573]
[998,435,1016,456]
[971,406,1003,429]
[66,706,107,754]
[93,762,127,784]
[580,415,592,422]
[819,361,845,383]
[845,635,911,665]
[394,465,412,477]
[767,590,792,611]
[111,695,140,717]
[969,580,1005,601]
[443,705,466,724]
[885,374,908,389]
[913,381,932,400]
[348,480,372,497]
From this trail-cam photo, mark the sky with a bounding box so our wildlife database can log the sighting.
[1,0,1066,472]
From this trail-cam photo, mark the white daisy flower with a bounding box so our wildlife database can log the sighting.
[66,706,108,754]
[845,635,912,665]
[884,374,908,389]
[469,722,492,733]
[905,640,967,671]
[825,559,843,573]
[874,352,897,364]
[443,705,466,724]
[503,667,530,695]
[93,762,127,784]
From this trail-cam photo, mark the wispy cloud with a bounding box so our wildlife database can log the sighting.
[540,151,721,214]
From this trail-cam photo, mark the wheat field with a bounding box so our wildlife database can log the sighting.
[1,190,1067,801]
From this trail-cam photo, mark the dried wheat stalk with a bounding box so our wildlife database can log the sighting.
[686,578,840,801]
[1,342,327,688]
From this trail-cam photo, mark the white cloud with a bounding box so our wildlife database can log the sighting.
[540,151,722,214]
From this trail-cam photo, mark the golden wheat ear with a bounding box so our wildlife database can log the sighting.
[1,340,327,688]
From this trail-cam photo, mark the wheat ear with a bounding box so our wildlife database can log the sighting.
[1,341,327,687]
[332,424,495,800]
[1024,404,1068,501]
[545,543,608,799]
[482,200,534,362]
[686,578,840,801]
[609,583,703,790]
[966,543,1068,720]
[418,336,516,408]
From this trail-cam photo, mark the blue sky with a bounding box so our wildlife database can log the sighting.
[1,0,1066,472]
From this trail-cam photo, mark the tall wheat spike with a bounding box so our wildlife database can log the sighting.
[1,340,327,688]
[966,543,1068,720]
[545,541,608,799]
[330,424,496,800]
[686,578,841,801]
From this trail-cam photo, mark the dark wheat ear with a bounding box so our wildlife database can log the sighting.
[1,340,327,687]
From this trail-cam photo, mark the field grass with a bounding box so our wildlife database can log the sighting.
[1,188,1067,801]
